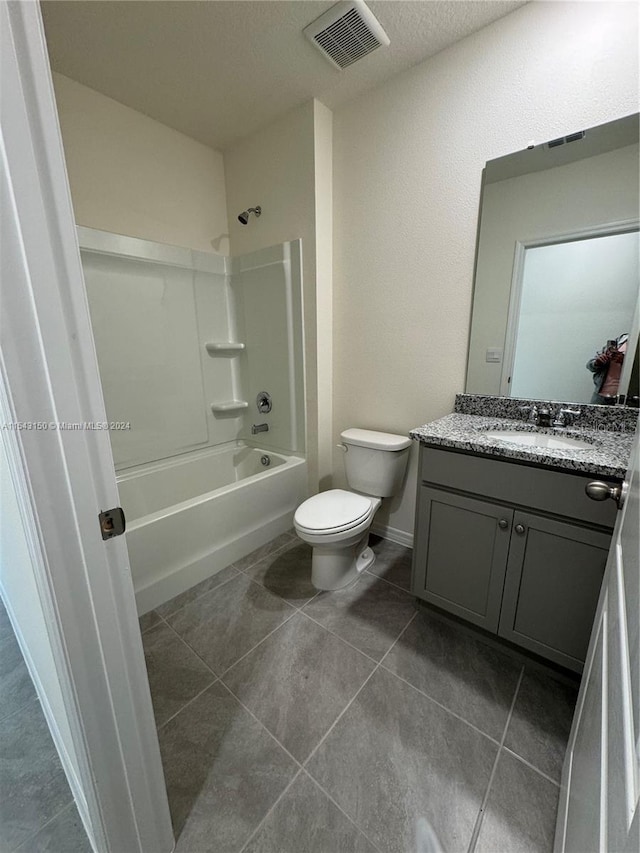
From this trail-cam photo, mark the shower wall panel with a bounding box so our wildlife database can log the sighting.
[79,228,304,471]
[233,240,305,455]
[82,251,210,468]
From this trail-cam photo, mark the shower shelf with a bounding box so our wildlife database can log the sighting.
[210,401,249,414]
[205,342,245,354]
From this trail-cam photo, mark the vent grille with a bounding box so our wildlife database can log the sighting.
[304,1,390,70]
[548,130,586,149]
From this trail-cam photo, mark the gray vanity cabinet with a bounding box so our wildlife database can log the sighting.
[413,487,512,632]
[497,512,611,669]
[412,446,618,671]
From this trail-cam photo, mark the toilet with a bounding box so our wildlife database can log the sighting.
[294,428,411,590]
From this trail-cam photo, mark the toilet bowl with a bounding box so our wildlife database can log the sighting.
[294,429,411,590]
[295,489,382,589]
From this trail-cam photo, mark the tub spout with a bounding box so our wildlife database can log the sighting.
[251,423,269,434]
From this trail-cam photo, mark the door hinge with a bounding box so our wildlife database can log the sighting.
[99,507,126,540]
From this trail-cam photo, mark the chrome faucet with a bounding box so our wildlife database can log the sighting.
[518,404,539,424]
[251,423,269,434]
[518,404,552,427]
[553,407,581,428]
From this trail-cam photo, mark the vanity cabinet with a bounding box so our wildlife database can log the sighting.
[498,512,611,664]
[412,446,619,672]
[414,487,512,632]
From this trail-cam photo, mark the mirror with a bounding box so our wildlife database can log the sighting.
[466,113,639,406]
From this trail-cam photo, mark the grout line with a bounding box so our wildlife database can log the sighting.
[302,664,380,770]
[501,747,561,788]
[236,768,303,853]
[156,680,219,731]
[234,538,298,576]
[157,572,298,683]
[139,616,162,635]
[500,666,524,747]
[217,680,304,770]
[300,769,385,853]
[158,614,220,678]
[466,666,525,853]
[243,574,299,610]
[217,608,298,680]
[376,661,502,747]
[302,609,419,772]
[374,610,508,746]
[153,565,242,621]
[377,609,418,667]
[298,610,383,667]
[234,543,320,611]
[298,589,321,609]
[12,798,78,852]
[363,567,412,595]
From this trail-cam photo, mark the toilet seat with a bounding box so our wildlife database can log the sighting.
[294,489,374,536]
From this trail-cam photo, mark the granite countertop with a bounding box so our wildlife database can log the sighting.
[410,395,637,479]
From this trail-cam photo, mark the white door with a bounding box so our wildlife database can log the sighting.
[0,3,173,851]
[555,423,640,852]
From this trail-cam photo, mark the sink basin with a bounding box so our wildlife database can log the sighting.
[482,430,594,451]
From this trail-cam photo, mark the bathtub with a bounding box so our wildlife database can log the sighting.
[117,443,307,614]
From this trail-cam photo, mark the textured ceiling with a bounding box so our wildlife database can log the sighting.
[41,0,527,151]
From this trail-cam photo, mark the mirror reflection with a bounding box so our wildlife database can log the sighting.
[466,113,639,405]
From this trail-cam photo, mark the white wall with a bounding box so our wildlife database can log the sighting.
[332,0,639,541]
[511,231,639,402]
[224,100,332,493]
[467,143,639,395]
[52,73,229,254]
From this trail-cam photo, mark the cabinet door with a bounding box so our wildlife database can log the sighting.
[412,486,513,631]
[498,511,610,671]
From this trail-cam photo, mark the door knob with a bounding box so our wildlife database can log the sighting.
[514,524,526,535]
[498,519,509,529]
[585,481,624,508]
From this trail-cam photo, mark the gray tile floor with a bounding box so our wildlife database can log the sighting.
[0,599,91,853]
[141,532,579,853]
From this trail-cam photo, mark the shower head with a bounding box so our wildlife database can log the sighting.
[238,206,262,225]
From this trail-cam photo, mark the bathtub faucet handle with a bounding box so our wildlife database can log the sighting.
[256,391,272,414]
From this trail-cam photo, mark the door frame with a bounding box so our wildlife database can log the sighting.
[1,3,173,851]
[554,426,640,851]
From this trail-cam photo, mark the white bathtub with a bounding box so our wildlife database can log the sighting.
[117,443,307,614]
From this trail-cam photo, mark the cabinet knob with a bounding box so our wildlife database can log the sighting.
[515,523,526,535]
[498,519,509,529]
[585,481,624,508]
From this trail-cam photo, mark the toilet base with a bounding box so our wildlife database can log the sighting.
[311,534,375,591]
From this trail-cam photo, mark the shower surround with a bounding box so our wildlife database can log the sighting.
[79,228,306,613]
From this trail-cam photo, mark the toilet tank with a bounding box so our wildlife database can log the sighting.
[341,429,411,497]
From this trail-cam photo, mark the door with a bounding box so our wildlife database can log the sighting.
[412,486,513,631]
[498,511,610,671]
[555,424,640,852]
[1,3,173,851]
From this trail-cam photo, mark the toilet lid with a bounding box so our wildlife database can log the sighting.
[294,489,373,533]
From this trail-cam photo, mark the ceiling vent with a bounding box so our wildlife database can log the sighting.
[303,0,390,70]
[548,130,586,149]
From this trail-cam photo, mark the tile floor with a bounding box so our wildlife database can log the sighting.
[0,599,91,852]
[141,532,579,853]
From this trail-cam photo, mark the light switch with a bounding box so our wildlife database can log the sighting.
[485,348,503,363]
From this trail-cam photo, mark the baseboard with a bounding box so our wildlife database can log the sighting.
[370,522,413,549]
